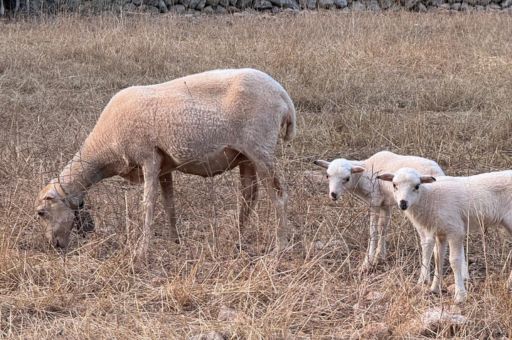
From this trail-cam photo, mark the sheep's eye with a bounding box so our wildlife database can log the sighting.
[393,183,397,190]
[414,184,420,190]
[326,174,330,179]
[344,177,350,183]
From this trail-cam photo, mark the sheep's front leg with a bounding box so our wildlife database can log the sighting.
[375,207,391,263]
[362,206,380,271]
[449,236,467,304]
[136,154,162,263]
[239,161,258,229]
[415,225,435,285]
[160,171,179,242]
[431,236,447,294]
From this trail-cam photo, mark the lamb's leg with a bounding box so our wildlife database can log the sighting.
[415,225,435,285]
[431,236,447,294]
[501,215,512,290]
[136,153,162,263]
[239,160,258,229]
[362,206,380,271]
[462,245,470,281]
[375,207,391,264]
[448,236,467,304]
[159,171,179,242]
[508,271,512,292]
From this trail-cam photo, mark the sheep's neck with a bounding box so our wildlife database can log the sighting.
[57,146,113,199]
[350,161,375,201]
[404,187,436,231]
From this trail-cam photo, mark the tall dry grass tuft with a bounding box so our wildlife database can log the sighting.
[1,11,512,338]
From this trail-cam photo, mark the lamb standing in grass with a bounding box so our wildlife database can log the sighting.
[314,151,446,276]
[34,68,296,261]
[377,168,512,303]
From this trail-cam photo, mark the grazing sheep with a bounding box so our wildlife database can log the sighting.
[314,151,446,277]
[378,168,512,303]
[35,68,296,261]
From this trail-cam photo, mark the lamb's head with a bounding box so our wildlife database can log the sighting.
[313,159,365,201]
[377,168,436,211]
[35,181,81,249]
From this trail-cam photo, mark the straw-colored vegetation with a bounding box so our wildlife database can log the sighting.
[0,11,511,338]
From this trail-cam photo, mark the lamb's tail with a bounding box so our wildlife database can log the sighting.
[282,93,297,142]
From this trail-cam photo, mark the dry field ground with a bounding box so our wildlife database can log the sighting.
[1,11,512,338]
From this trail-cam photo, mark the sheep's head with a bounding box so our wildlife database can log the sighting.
[377,168,436,211]
[313,159,365,201]
[35,181,82,249]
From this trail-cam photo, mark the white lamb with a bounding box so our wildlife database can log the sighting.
[378,168,512,303]
[314,151,446,276]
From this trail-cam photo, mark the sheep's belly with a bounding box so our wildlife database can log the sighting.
[173,147,243,177]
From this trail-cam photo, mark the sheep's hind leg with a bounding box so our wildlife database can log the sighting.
[501,215,512,291]
[448,236,467,304]
[136,153,162,264]
[246,154,288,252]
[160,171,179,243]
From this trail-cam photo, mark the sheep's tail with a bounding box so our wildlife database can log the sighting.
[282,93,297,142]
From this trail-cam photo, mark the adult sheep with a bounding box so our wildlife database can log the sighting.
[35,68,296,261]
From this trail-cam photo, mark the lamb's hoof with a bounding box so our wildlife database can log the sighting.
[416,276,432,287]
[453,292,467,305]
[360,260,379,275]
[235,242,248,252]
[429,286,443,296]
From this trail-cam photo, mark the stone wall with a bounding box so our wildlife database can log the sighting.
[1,0,512,16]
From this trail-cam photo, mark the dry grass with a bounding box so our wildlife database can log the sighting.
[1,11,512,338]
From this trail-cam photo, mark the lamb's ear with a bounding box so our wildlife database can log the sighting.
[420,176,436,184]
[376,173,394,182]
[313,160,330,169]
[351,166,365,174]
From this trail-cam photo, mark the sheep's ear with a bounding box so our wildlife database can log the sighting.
[313,160,330,169]
[44,188,58,200]
[351,166,365,174]
[420,176,436,183]
[376,173,394,182]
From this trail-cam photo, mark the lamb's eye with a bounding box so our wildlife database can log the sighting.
[344,177,350,183]
[414,184,420,190]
